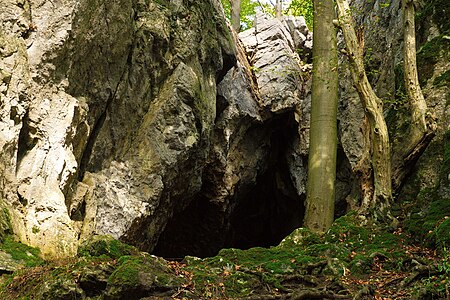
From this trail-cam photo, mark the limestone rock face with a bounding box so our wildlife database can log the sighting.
[0,0,234,257]
[1,0,447,259]
[239,12,310,114]
[153,13,313,258]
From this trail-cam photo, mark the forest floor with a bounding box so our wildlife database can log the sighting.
[0,201,449,299]
[164,214,450,300]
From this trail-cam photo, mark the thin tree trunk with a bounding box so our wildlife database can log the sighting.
[304,0,338,233]
[336,0,392,219]
[392,0,434,191]
[402,0,427,142]
[276,0,283,18]
[231,0,241,32]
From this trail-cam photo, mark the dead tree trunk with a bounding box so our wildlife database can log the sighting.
[336,0,392,220]
[391,0,434,191]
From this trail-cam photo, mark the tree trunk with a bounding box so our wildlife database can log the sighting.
[402,0,428,142]
[336,0,392,219]
[304,0,338,233]
[392,0,434,191]
[231,0,241,32]
[276,0,283,19]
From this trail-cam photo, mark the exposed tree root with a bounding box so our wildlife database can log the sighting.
[401,263,443,287]
[242,288,351,300]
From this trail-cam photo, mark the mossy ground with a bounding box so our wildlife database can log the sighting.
[176,213,449,299]
[0,236,43,268]
[0,214,449,299]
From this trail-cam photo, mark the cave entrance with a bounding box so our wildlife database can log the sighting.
[153,112,305,258]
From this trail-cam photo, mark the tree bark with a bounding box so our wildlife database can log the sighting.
[231,0,241,32]
[276,0,283,19]
[336,0,392,219]
[402,0,428,142]
[391,0,434,191]
[304,0,338,232]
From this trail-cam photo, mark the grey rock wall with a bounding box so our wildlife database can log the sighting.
[0,0,447,258]
[0,0,235,257]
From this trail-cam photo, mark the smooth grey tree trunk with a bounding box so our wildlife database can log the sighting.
[231,0,241,32]
[304,0,338,233]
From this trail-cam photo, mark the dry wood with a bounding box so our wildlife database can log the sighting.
[391,0,434,191]
[336,0,392,218]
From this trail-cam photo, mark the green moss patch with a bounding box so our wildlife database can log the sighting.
[416,32,450,85]
[182,213,413,298]
[404,189,450,253]
[0,236,43,268]
[105,255,184,299]
[78,235,139,259]
[1,249,183,299]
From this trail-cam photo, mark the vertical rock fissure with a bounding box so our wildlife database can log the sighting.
[77,47,133,181]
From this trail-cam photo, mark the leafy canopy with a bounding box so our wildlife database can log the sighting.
[220,0,313,31]
[286,0,313,28]
[220,0,259,31]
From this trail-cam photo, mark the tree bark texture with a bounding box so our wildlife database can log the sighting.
[336,0,392,219]
[402,0,428,142]
[231,0,241,32]
[391,0,434,191]
[304,0,338,233]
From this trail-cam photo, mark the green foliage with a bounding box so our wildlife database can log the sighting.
[416,0,450,33]
[286,0,313,29]
[220,0,259,31]
[220,0,313,30]
[436,218,450,252]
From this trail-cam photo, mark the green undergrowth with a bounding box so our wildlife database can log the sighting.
[416,0,450,33]
[434,69,450,88]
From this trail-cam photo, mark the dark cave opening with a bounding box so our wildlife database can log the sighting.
[153,112,305,258]
[224,118,305,250]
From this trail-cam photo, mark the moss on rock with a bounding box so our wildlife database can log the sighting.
[416,32,450,85]
[404,189,450,253]
[0,207,12,243]
[105,255,183,299]
[0,236,43,268]
[78,235,139,259]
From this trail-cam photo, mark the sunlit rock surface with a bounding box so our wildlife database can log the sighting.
[0,0,448,259]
